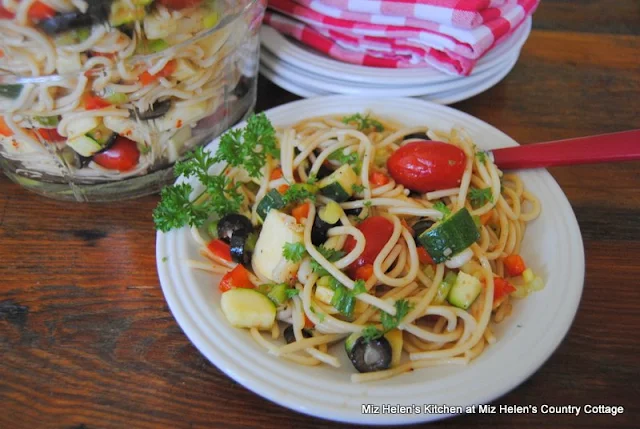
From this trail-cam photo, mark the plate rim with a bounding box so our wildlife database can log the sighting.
[156,96,585,425]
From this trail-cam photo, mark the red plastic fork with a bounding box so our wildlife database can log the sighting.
[490,129,640,170]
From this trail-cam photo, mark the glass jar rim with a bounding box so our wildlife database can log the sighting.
[0,0,261,86]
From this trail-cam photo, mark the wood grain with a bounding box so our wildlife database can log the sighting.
[1,2,640,428]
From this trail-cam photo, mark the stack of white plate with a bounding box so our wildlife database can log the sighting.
[259,17,531,104]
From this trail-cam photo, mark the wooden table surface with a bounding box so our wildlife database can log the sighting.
[1,2,639,428]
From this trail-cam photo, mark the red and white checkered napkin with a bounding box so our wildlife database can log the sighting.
[300,0,511,29]
[265,0,538,75]
[264,11,476,74]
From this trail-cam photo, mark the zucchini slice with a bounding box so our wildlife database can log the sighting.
[220,288,276,330]
[318,164,358,202]
[256,189,287,221]
[0,84,23,100]
[66,135,103,157]
[417,208,479,263]
[447,271,482,310]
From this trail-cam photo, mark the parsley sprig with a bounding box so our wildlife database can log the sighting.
[433,201,451,219]
[469,187,494,208]
[342,113,384,132]
[361,299,412,342]
[282,182,317,205]
[154,149,244,232]
[283,242,307,263]
[328,148,362,174]
[153,114,277,231]
[214,112,279,178]
[310,246,346,277]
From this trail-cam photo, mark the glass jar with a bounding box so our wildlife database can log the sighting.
[0,0,265,201]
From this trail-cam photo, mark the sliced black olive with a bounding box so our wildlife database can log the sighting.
[316,164,333,180]
[311,214,331,246]
[232,75,253,99]
[38,13,94,35]
[283,325,312,344]
[217,214,253,243]
[230,232,252,266]
[412,219,435,238]
[403,132,431,141]
[345,333,392,373]
[130,99,172,121]
[344,199,362,217]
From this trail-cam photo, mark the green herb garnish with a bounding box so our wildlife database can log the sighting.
[213,112,278,178]
[153,114,276,231]
[328,148,362,174]
[342,113,384,132]
[361,299,412,342]
[352,183,365,194]
[310,246,346,277]
[469,187,493,208]
[433,201,451,218]
[283,242,307,263]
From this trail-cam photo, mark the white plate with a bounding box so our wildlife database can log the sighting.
[156,96,585,425]
[260,47,519,97]
[259,51,518,104]
[259,64,330,97]
[260,17,531,86]
[423,52,519,104]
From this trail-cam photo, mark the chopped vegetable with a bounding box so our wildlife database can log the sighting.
[138,60,177,85]
[492,276,516,303]
[370,171,390,187]
[220,288,275,330]
[256,189,286,222]
[270,167,283,180]
[503,254,526,277]
[0,84,23,100]
[354,264,374,281]
[83,94,111,110]
[447,271,482,309]
[0,117,14,137]
[291,202,311,224]
[417,247,434,265]
[434,271,457,305]
[207,239,232,262]
[479,210,494,225]
[345,332,392,373]
[417,208,480,263]
[351,183,365,194]
[257,283,290,306]
[318,164,359,202]
[218,264,253,292]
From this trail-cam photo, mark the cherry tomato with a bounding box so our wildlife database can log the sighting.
[27,2,56,21]
[157,0,202,10]
[343,216,394,275]
[387,141,466,193]
[36,128,65,142]
[92,136,140,172]
[0,6,15,19]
